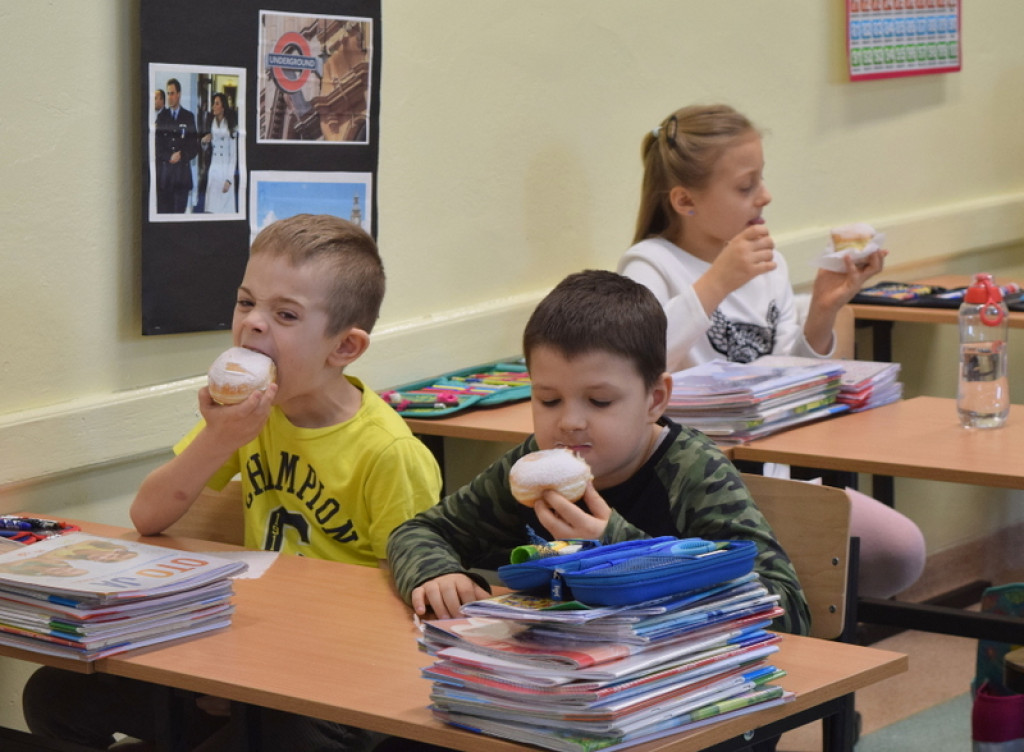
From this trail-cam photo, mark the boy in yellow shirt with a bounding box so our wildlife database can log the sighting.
[24,214,442,751]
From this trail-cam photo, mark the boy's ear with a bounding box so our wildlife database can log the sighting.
[327,327,371,368]
[668,186,695,217]
[646,372,673,421]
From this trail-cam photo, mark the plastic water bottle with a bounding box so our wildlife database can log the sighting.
[958,273,1009,429]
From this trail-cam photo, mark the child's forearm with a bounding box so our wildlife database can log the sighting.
[130,431,235,535]
[802,302,839,356]
[692,272,732,318]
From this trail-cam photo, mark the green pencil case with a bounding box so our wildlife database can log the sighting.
[379,359,531,418]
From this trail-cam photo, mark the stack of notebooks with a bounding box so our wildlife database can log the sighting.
[0,531,246,660]
[667,358,847,443]
[420,567,790,751]
[753,355,903,413]
[667,356,902,443]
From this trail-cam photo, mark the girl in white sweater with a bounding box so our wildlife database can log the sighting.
[619,104,924,600]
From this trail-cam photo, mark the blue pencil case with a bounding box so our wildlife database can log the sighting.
[379,359,531,418]
[497,536,757,606]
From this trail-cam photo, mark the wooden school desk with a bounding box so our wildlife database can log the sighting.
[733,396,1024,491]
[733,395,1024,642]
[0,521,906,752]
[404,399,534,445]
[850,273,1024,361]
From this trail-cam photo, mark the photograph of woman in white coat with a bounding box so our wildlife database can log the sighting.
[202,92,238,214]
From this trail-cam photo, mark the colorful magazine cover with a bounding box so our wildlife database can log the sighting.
[0,532,247,606]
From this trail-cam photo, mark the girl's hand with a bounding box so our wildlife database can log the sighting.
[803,249,887,354]
[697,225,777,315]
[810,249,887,313]
[533,484,611,541]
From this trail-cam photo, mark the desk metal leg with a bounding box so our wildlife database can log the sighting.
[237,702,260,752]
[855,319,895,363]
[871,474,894,507]
[699,695,856,752]
[853,318,898,504]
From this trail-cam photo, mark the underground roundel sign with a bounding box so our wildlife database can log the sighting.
[267,31,317,93]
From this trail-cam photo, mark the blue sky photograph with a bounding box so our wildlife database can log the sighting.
[250,172,371,234]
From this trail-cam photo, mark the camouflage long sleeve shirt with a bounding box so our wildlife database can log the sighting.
[387,418,810,635]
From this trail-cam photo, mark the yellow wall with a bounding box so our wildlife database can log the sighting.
[1,0,1024,730]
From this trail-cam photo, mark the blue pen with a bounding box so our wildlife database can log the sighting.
[0,518,33,531]
[0,516,64,531]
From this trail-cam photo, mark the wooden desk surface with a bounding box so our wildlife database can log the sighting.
[404,400,534,443]
[734,396,1024,490]
[76,528,904,751]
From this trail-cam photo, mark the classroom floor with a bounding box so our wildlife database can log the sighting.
[778,625,977,751]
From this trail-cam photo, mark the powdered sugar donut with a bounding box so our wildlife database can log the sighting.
[510,448,593,507]
[207,347,276,405]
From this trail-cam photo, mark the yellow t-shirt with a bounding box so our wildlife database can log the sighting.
[174,376,441,566]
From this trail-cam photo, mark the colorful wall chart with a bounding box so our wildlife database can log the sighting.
[847,0,961,82]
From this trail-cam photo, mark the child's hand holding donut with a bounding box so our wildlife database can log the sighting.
[509,449,609,539]
[199,347,278,449]
[534,484,611,541]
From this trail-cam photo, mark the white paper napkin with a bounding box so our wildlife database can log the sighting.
[814,223,886,272]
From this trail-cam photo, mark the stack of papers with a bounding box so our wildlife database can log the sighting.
[420,574,791,751]
[0,532,246,660]
[667,359,847,443]
[755,356,903,413]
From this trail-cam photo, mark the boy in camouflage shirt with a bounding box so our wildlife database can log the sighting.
[388,270,809,635]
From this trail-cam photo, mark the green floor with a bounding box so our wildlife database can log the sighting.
[856,692,972,751]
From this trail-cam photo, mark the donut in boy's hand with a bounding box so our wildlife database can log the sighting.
[510,448,593,507]
[207,347,276,405]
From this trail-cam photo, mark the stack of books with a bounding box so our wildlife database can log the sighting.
[667,358,847,443]
[419,572,791,751]
[754,355,903,413]
[0,532,246,660]
[833,360,902,411]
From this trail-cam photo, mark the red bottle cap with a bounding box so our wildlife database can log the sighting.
[964,273,1005,325]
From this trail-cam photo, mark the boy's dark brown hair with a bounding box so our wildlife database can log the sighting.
[250,214,385,335]
[523,270,667,389]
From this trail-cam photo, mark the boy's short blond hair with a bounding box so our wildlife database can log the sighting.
[250,214,385,335]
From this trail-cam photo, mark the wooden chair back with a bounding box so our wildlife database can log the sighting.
[162,480,245,546]
[741,473,852,641]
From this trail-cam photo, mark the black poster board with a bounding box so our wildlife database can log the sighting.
[140,1,381,335]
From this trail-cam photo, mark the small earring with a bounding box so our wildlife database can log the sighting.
[686,209,695,216]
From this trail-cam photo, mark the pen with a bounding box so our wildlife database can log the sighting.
[0,517,65,530]
[0,518,34,531]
